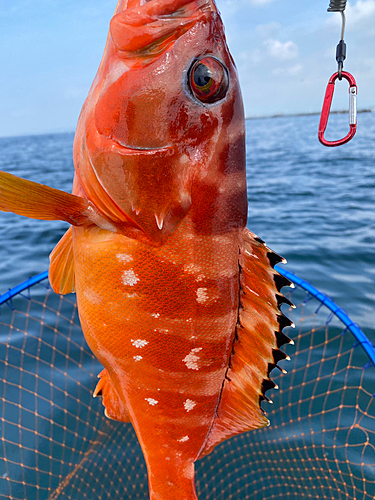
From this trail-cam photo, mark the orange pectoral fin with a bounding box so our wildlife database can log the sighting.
[94,369,130,422]
[49,227,75,295]
[0,171,90,225]
[0,170,119,234]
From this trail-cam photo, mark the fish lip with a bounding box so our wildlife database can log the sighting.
[112,138,173,154]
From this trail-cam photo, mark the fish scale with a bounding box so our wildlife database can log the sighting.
[72,217,242,499]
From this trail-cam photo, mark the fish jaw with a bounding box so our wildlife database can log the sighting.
[74,129,193,245]
[73,0,245,245]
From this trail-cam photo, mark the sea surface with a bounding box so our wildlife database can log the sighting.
[0,112,374,337]
[0,113,374,500]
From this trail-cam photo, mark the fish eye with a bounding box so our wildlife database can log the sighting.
[188,57,229,104]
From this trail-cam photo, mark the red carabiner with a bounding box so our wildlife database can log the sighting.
[318,71,357,147]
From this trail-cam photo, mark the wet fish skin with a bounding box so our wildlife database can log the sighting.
[0,1,291,498]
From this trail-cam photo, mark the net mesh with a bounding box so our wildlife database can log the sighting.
[0,275,374,499]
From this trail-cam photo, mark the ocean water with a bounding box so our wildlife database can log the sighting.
[0,112,374,337]
[0,113,374,500]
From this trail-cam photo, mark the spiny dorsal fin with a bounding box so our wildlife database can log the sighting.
[49,227,75,295]
[93,369,131,422]
[199,228,293,458]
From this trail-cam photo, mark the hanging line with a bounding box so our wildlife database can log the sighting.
[318,0,357,147]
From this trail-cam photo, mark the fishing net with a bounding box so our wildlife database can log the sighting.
[0,268,374,500]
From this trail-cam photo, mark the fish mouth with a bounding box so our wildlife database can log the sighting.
[113,138,173,153]
[84,136,186,246]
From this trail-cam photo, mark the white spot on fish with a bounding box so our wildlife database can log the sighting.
[178,435,189,442]
[183,347,202,370]
[165,457,170,461]
[248,287,260,297]
[133,355,142,362]
[196,288,209,304]
[117,253,133,263]
[180,154,189,166]
[131,339,148,348]
[145,398,158,406]
[183,399,196,412]
[183,463,194,479]
[183,263,203,274]
[83,290,102,305]
[151,312,160,318]
[122,269,139,286]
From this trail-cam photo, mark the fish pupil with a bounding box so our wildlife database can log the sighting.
[193,65,212,89]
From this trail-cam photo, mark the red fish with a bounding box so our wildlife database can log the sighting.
[0,0,293,498]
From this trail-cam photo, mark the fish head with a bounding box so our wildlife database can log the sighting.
[74,0,246,244]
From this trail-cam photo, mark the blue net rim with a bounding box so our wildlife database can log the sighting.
[1,267,374,367]
[0,271,48,305]
[275,265,375,367]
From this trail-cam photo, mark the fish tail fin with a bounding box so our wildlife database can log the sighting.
[0,170,90,224]
[198,228,293,458]
[49,227,75,295]
[93,369,131,422]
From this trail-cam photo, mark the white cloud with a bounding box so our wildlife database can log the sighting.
[264,39,299,60]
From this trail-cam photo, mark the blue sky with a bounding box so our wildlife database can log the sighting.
[1,0,374,137]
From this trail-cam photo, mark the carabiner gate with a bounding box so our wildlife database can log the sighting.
[318,71,357,147]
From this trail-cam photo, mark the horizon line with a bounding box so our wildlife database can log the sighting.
[0,109,373,140]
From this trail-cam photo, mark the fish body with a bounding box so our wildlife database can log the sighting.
[74,218,241,498]
[0,1,293,498]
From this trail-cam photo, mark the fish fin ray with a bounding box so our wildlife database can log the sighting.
[49,227,75,295]
[0,170,90,224]
[93,369,131,422]
[198,228,293,458]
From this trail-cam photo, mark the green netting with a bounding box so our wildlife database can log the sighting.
[0,275,374,499]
